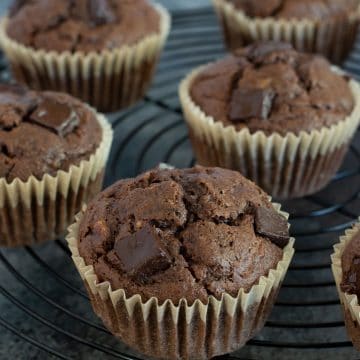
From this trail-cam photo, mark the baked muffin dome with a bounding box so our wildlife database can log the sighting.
[227,0,359,20]
[190,42,354,136]
[0,84,102,182]
[78,166,290,305]
[7,0,160,53]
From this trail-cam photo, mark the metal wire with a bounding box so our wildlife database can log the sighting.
[0,315,72,360]
[1,5,360,359]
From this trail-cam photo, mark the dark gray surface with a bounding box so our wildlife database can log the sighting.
[0,1,10,13]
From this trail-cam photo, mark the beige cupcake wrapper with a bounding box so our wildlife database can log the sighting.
[213,0,360,64]
[332,219,360,350]
[0,4,171,112]
[0,113,113,247]
[179,66,360,199]
[67,203,294,360]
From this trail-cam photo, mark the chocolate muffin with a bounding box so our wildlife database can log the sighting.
[229,0,359,20]
[0,0,171,111]
[0,84,101,182]
[213,0,360,63]
[179,42,360,199]
[68,166,294,359]
[190,42,354,136]
[7,0,160,53]
[0,83,113,247]
[332,221,360,351]
[78,166,289,304]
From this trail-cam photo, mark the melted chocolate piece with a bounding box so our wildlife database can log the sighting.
[114,224,172,281]
[89,0,116,26]
[229,88,275,122]
[29,97,80,137]
[342,257,360,294]
[254,206,290,248]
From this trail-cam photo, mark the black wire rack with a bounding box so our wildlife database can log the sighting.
[1,6,360,360]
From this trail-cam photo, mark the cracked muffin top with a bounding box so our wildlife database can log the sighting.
[0,84,102,183]
[190,42,354,136]
[226,0,359,20]
[341,228,360,298]
[7,0,160,53]
[78,166,290,305]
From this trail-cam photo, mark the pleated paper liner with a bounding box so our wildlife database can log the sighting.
[213,0,360,64]
[332,220,360,350]
[67,203,294,360]
[0,4,171,113]
[179,65,360,199]
[0,113,113,247]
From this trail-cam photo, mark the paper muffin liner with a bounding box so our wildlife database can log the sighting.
[0,4,170,112]
[179,66,360,199]
[0,113,113,247]
[332,219,360,350]
[67,203,294,360]
[213,0,360,64]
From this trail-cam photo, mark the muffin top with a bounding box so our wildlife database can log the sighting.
[341,228,360,298]
[190,42,354,136]
[7,0,160,53]
[78,166,290,305]
[0,84,102,182]
[226,0,359,20]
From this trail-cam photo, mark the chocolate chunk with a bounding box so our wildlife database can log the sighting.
[114,224,172,281]
[254,206,289,248]
[89,0,116,26]
[229,88,275,122]
[29,97,80,137]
